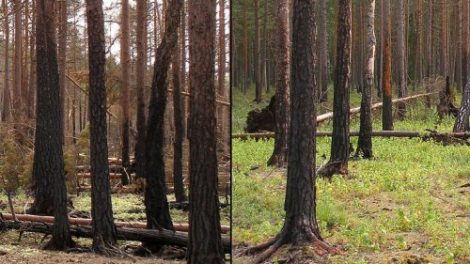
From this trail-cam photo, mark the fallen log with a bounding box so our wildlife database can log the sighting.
[243,91,438,133]
[232,130,470,140]
[1,213,230,234]
[77,173,123,179]
[0,220,231,252]
[316,92,438,123]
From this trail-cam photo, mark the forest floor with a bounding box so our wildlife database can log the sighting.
[0,192,230,263]
[232,88,470,263]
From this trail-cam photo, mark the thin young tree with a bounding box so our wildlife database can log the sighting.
[267,0,289,168]
[85,0,118,253]
[318,0,328,102]
[245,0,338,263]
[187,0,224,262]
[172,4,187,203]
[135,0,147,180]
[440,0,448,79]
[218,0,229,156]
[382,0,393,130]
[318,0,352,178]
[32,0,72,250]
[120,0,130,185]
[13,0,22,117]
[58,0,67,144]
[254,0,262,103]
[144,0,183,247]
[1,0,11,122]
[462,0,469,84]
[396,0,407,118]
[356,0,376,159]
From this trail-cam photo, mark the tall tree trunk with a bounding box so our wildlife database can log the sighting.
[32,0,72,250]
[254,0,262,103]
[13,0,23,118]
[261,0,268,92]
[85,0,118,252]
[172,4,187,204]
[267,0,289,168]
[58,0,67,144]
[246,1,331,263]
[425,0,433,107]
[440,0,448,78]
[396,0,407,118]
[135,0,147,180]
[187,0,224,262]
[2,0,11,122]
[242,2,248,93]
[416,0,424,101]
[318,0,352,178]
[28,0,36,119]
[318,0,328,102]
[357,0,376,159]
[218,0,229,157]
[462,0,469,84]
[120,0,130,185]
[382,0,393,130]
[144,0,183,250]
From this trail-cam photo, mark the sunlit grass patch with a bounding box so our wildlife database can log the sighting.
[232,93,470,262]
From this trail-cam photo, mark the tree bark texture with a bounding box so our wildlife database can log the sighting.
[396,0,407,118]
[135,0,147,181]
[319,0,353,178]
[382,0,393,130]
[267,0,290,168]
[32,0,72,250]
[144,0,183,239]
[172,5,187,203]
[357,0,376,159]
[187,0,224,262]
[85,0,118,252]
[120,0,130,185]
[454,78,470,132]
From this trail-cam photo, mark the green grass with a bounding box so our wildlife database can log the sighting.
[232,88,470,263]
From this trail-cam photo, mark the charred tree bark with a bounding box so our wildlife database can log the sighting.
[382,0,393,130]
[396,0,407,118]
[31,0,72,250]
[246,1,338,263]
[356,0,376,159]
[144,0,183,250]
[172,5,187,204]
[135,0,147,180]
[318,0,352,178]
[454,78,470,132]
[85,0,118,253]
[267,0,289,168]
[120,0,130,185]
[187,0,224,262]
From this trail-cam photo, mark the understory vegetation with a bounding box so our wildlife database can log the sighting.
[232,89,470,263]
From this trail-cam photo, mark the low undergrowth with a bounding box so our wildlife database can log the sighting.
[233,89,469,263]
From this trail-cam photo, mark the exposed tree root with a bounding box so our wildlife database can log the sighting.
[243,230,341,264]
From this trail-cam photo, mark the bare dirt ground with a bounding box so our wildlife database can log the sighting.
[0,231,185,264]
